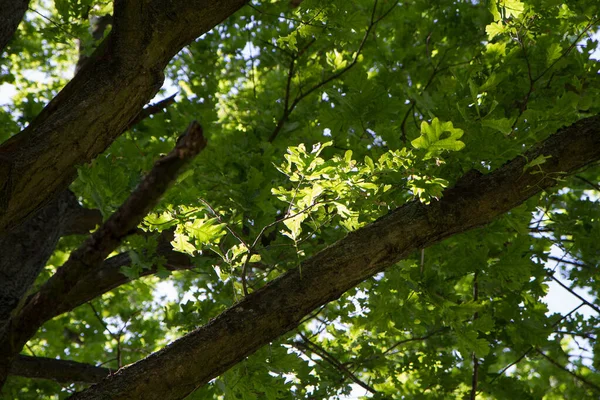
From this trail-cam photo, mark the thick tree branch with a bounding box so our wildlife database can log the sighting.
[0,0,29,55]
[10,355,110,384]
[65,116,600,400]
[0,121,206,385]
[52,230,201,319]
[0,0,248,234]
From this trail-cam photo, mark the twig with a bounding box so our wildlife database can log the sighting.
[128,94,177,128]
[548,256,588,268]
[511,33,535,131]
[511,17,600,132]
[248,2,326,28]
[534,18,600,82]
[88,303,114,337]
[486,302,586,389]
[575,175,600,192]
[29,8,78,40]
[199,198,250,249]
[536,349,600,393]
[548,273,600,314]
[295,333,378,394]
[383,328,447,355]
[268,0,399,142]
[470,271,479,400]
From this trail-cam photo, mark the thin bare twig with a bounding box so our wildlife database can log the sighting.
[486,302,586,390]
[128,94,177,128]
[548,273,600,314]
[268,0,399,142]
[575,175,600,192]
[536,349,600,393]
[470,271,479,400]
[295,333,378,394]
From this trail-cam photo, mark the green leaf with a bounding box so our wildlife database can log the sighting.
[486,21,505,40]
[171,231,196,256]
[482,117,515,135]
[187,217,227,246]
[546,43,562,66]
[501,0,525,18]
[411,118,465,159]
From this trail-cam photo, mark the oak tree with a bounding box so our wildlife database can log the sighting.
[1,0,599,398]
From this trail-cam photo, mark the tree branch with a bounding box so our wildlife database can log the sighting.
[0,121,207,385]
[63,115,600,400]
[128,94,178,129]
[267,0,398,142]
[294,334,377,394]
[10,355,110,384]
[51,229,201,319]
[548,273,600,314]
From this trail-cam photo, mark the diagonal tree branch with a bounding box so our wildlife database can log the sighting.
[548,273,600,314]
[52,229,206,319]
[10,355,110,384]
[65,115,600,400]
[536,349,600,393]
[294,333,377,394]
[128,94,178,129]
[0,121,207,385]
[0,0,248,234]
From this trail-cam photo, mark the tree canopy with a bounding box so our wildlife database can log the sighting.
[0,0,600,398]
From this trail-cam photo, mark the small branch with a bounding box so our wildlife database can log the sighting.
[470,271,479,400]
[548,273,600,314]
[511,34,535,131]
[536,349,600,393]
[295,333,377,394]
[128,94,177,129]
[575,175,600,192]
[248,2,326,28]
[45,229,199,320]
[554,330,597,340]
[382,328,447,356]
[534,17,600,83]
[268,0,399,142]
[511,18,600,132]
[10,355,110,384]
[200,198,250,249]
[487,302,586,389]
[88,303,114,337]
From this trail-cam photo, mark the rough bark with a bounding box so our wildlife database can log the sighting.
[0,0,248,234]
[66,116,600,399]
[10,355,110,384]
[0,191,101,336]
[0,0,29,55]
